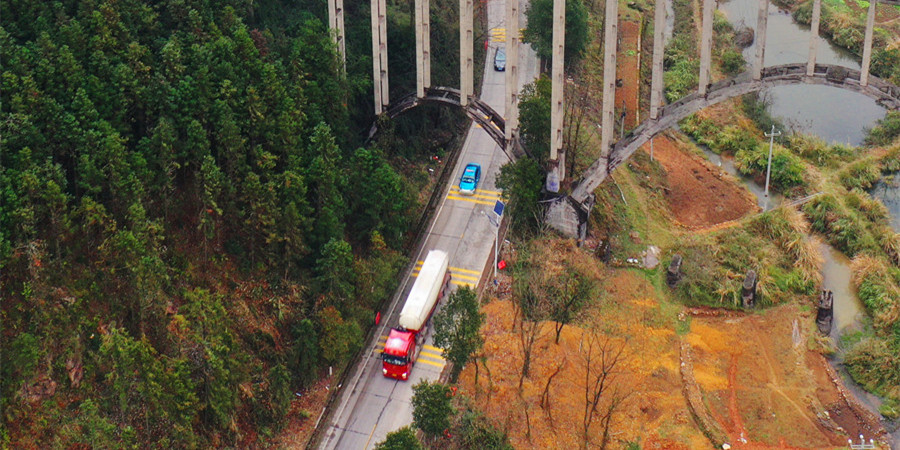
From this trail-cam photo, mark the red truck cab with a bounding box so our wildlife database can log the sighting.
[382,328,415,380]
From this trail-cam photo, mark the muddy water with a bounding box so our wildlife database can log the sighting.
[871,172,900,233]
[719,0,887,145]
[700,147,784,209]
[820,243,866,337]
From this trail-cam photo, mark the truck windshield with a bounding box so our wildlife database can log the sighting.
[382,354,408,366]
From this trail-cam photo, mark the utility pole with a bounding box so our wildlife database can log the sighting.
[764,125,781,210]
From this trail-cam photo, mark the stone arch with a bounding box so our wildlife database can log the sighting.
[570,63,900,204]
[365,86,527,160]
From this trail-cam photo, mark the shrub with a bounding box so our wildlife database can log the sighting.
[833,26,864,53]
[844,337,900,411]
[864,112,900,147]
[664,58,700,102]
[803,195,877,256]
[741,93,784,141]
[880,147,900,172]
[871,48,900,85]
[786,134,855,167]
[838,160,883,190]
[411,381,453,437]
[734,142,806,193]
[720,49,745,76]
[375,426,423,450]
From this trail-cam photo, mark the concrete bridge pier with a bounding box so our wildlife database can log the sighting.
[551,0,567,181]
[416,0,431,98]
[600,0,619,161]
[460,0,474,106]
[860,0,877,86]
[327,0,346,71]
[806,0,821,76]
[506,0,521,143]
[698,0,716,95]
[371,0,389,114]
[752,0,769,81]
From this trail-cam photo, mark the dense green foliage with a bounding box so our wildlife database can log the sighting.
[864,111,900,147]
[375,426,423,450]
[0,0,469,445]
[433,286,485,382]
[496,158,544,235]
[681,114,758,155]
[734,142,808,195]
[411,380,453,437]
[522,0,589,66]
[803,194,878,257]
[518,76,553,164]
[663,0,698,100]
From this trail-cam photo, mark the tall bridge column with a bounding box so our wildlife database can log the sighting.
[371,0,389,114]
[649,0,666,120]
[698,0,715,95]
[506,0,521,143]
[752,0,769,81]
[860,0,877,86]
[806,0,821,76]
[551,0,566,179]
[327,0,346,71]
[416,0,431,98]
[460,0,474,106]
[600,0,619,158]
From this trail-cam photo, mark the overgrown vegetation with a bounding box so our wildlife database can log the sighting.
[846,256,900,418]
[670,208,819,307]
[864,111,900,147]
[0,0,474,445]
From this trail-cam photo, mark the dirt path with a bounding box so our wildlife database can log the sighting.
[615,20,642,129]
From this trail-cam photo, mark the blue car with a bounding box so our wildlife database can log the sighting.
[458,163,481,195]
[494,48,506,71]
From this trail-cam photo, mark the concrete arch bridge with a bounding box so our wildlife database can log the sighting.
[366,86,527,161]
[548,67,900,237]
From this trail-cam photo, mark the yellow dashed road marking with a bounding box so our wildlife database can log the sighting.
[416,358,445,368]
[449,186,504,196]
[446,195,495,205]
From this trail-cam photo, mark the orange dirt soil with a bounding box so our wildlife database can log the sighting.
[460,270,887,449]
[645,133,759,228]
[615,20,642,129]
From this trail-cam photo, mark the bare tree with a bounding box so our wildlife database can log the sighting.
[540,357,567,428]
[517,305,543,390]
[550,265,596,344]
[579,331,628,449]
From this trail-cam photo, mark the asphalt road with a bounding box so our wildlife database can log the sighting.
[318,1,538,447]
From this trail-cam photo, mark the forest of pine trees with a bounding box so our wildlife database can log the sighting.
[1,0,474,445]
